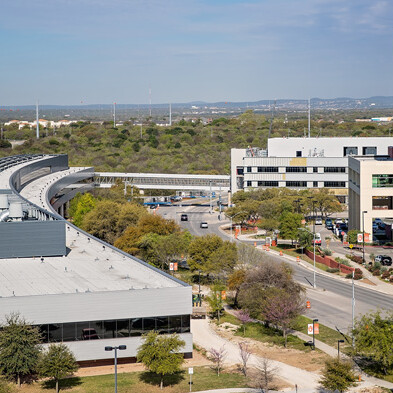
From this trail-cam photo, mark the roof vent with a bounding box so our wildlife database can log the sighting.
[9,202,23,221]
[0,194,9,211]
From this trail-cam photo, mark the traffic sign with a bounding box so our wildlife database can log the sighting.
[349,244,353,249]
[169,263,174,271]
[357,233,363,243]
[188,367,194,374]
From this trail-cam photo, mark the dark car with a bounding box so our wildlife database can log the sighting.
[81,328,99,340]
[181,214,188,221]
[375,255,392,266]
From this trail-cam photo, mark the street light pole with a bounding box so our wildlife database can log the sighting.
[352,270,355,348]
[362,210,367,264]
[105,345,127,393]
[298,227,316,288]
[312,318,318,350]
[228,211,247,243]
[337,339,345,359]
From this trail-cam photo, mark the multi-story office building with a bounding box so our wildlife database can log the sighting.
[231,137,393,203]
[349,150,393,238]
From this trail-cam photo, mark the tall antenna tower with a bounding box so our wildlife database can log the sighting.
[308,98,311,138]
[149,87,152,117]
[36,101,40,140]
[169,103,172,126]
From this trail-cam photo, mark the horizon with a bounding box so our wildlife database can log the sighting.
[1,1,392,106]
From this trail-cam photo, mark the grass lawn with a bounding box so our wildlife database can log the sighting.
[292,315,350,348]
[13,366,249,393]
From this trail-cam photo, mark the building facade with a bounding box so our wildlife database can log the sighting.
[348,153,393,239]
[231,137,393,203]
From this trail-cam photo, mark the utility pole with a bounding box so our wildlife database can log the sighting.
[113,102,116,128]
[352,270,355,347]
[36,101,40,139]
[308,98,311,138]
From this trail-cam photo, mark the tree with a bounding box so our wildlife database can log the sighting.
[297,229,313,249]
[235,310,252,336]
[209,346,227,376]
[0,313,41,386]
[227,268,246,307]
[137,332,185,389]
[347,229,361,244]
[319,359,356,392]
[71,193,96,227]
[278,212,303,244]
[38,344,78,393]
[188,234,223,272]
[353,310,393,374]
[206,283,226,321]
[262,288,305,347]
[238,342,251,376]
[238,261,303,322]
[255,358,277,392]
[0,378,11,393]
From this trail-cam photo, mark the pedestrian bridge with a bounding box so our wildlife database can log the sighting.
[94,172,230,192]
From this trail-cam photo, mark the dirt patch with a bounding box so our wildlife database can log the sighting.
[360,278,376,286]
[75,350,211,377]
[212,323,328,373]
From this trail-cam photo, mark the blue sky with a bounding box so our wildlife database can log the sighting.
[1,0,392,105]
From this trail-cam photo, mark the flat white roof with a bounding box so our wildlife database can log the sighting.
[96,172,230,180]
[0,160,184,298]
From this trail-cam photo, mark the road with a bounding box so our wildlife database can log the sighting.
[158,204,393,333]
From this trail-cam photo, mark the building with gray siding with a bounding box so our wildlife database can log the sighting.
[0,155,192,364]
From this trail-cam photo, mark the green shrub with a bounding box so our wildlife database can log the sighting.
[327,268,339,273]
[372,269,381,276]
[322,248,332,256]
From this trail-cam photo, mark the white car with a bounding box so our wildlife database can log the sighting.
[200,222,208,229]
[315,217,323,225]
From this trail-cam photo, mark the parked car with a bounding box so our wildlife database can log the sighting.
[181,214,188,221]
[200,222,208,229]
[313,232,322,245]
[315,217,323,225]
[335,218,343,225]
[375,255,392,266]
[373,223,379,233]
[81,328,99,340]
[325,218,333,230]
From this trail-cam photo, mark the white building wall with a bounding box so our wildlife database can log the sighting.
[268,137,393,158]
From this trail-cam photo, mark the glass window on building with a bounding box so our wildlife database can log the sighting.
[130,318,143,336]
[181,315,191,333]
[257,181,279,187]
[286,181,307,187]
[39,325,49,343]
[168,315,182,334]
[143,317,156,332]
[324,167,346,173]
[77,321,93,341]
[372,174,393,188]
[343,146,358,156]
[237,167,244,175]
[313,181,318,187]
[372,196,393,210]
[62,323,77,342]
[48,324,62,343]
[296,151,302,157]
[246,181,252,187]
[363,147,377,155]
[103,320,117,339]
[313,167,318,173]
[257,167,278,173]
[116,319,130,338]
[247,167,252,173]
[324,181,346,187]
[285,167,307,173]
[156,316,169,335]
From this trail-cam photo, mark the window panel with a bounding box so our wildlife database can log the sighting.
[324,181,346,188]
[286,181,307,187]
[103,320,117,339]
[116,319,130,338]
[372,196,393,210]
[130,318,143,337]
[143,317,156,332]
[246,181,252,187]
[343,146,358,156]
[257,167,278,173]
[39,325,49,343]
[324,167,346,173]
[62,323,77,342]
[48,324,62,343]
[156,317,169,335]
[168,315,182,334]
[77,321,93,341]
[372,174,393,188]
[181,315,191,333]
[363,146,377,155]
[257,181,279,187]
[285,167,307,173]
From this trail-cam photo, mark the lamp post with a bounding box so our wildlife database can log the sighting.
[105,345,127,393]
[362,210,367,264]
[298,227,316,288]
[312,318,318,350]
[228,211,247,243]
[337,339,345,359]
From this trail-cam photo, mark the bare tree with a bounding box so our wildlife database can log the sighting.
[255,358,277,393]
[238,342,251,376]
[209,346,227,376]
[235,310,253,336]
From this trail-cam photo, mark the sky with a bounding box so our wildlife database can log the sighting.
[0,0,392,105]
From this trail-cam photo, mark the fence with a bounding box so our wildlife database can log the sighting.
[305,249,354,274]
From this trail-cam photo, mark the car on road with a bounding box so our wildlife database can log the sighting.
[325,218,333,229]
[200,222,208,229]
[149,204,157,209]
[335,218,343,225]
[315,217,323,225]
[313,232,322,245]
[181,214,188,221]
[375,255,392,266]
